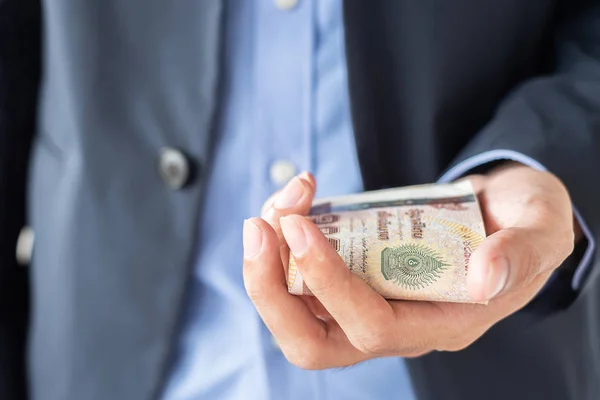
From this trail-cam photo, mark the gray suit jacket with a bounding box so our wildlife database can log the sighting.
[4,0,600,399]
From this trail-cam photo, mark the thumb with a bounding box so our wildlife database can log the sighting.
[261,172,316,266]
[467,227,571,303]
[261,172,316,218]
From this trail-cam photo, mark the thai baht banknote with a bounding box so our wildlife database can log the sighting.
[287,180,487,303]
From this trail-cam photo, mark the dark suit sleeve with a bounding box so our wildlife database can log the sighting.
[445,1,600,295]
[0,0,42,398]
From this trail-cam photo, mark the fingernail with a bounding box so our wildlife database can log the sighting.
[486,257,509,300]
[280,216,308,257]
[298,171,315,188]
[261,196,276,217]
[274,177,305,209]
[243,219,263,259]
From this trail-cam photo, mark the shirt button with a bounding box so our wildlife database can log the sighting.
[159,147,191,190]
[274,0,298,11]
[270,160,297,186]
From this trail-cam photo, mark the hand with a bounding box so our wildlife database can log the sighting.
[242,165,577,369]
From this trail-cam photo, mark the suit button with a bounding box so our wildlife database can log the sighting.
[16,226,34,266]
[159,147,191,190]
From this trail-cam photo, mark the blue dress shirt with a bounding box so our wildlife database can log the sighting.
[163,0,596,399]
[162,0,416,399]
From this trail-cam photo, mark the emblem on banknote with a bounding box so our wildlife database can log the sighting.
[381,244,449,290]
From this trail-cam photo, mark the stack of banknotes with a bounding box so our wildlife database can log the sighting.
[287,180,487,303]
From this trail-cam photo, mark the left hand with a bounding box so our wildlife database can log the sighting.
[242,164,578,369]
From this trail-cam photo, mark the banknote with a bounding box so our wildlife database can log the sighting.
[287,180,487,303]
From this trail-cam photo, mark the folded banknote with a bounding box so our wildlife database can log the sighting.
[287,180,487,303]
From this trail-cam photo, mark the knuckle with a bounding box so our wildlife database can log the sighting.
[439,338,474,352]
[491,228,520,252]
[438,327,488,352]
[406,336,437,356]
[310,250,329,267]
[243,272,272,306]
[351,329,395,355]
[283,343,325,370]
[295,245,325,267]
[307,277,337,294]
[526,245,543,277]
[245,285,268,305]
[402,349,432,358]
[288,356,322,370]
[524,194,555,218]
[298,256,350,294]
[497,228,543,279]
[562,233,575,258]
[393,342,430,358]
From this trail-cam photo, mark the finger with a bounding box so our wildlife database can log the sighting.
[467,226,574,303]
[242,217,361,368]
[243,218,324,339]
[262,172,316,267]
[261,171,316,217]
[260,171,316,216]
[280,215,396,354]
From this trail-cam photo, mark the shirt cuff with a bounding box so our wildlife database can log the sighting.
[438,149,596,291]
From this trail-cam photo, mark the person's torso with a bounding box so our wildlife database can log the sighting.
[161,1,413,398]
[29,1,595,399]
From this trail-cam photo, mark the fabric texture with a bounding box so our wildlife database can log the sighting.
[1,0,598,399]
